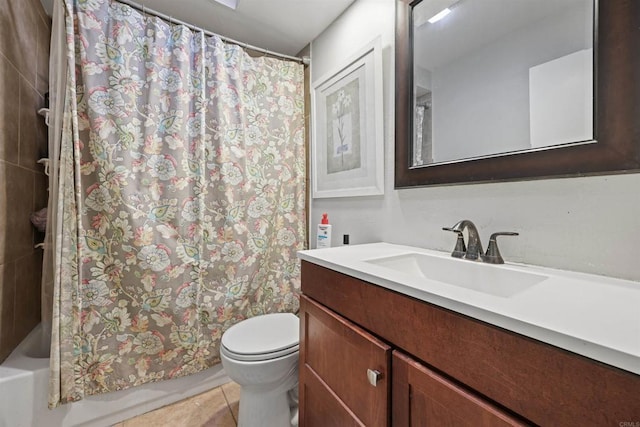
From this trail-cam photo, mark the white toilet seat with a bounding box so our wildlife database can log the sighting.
[221,342,299,362]
[221,312,299,362]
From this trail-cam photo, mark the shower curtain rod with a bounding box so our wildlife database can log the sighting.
[116,0,310,65]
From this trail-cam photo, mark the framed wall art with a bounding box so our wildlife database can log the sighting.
[311,37,384,198]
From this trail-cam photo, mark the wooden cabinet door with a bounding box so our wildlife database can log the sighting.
[392,351,529,427]
[300,295,391,427]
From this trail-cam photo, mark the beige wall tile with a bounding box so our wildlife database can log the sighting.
[13,251,42,340]
[0,0,49,360]
[33,171,48,247]
[34,170,48,210]
[19,75,47,170]
[35,0,51,27]
[36,12,51,95]
[0,260,17,362]
[0,54,21,164]
[0,162,36,265]
[0,162,7,264]
[0,0,39,87]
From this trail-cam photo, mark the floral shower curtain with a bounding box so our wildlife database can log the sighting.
[49,0,306,407]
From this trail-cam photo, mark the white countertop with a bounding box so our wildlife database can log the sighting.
[298,243,640,375]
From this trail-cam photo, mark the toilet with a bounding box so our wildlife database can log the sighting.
[220,313,300,427]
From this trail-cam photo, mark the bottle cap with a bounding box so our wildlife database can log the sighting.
[321,213,329,224]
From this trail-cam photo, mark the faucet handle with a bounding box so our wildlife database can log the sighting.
[442,227,466,258]
[483,232,519,264]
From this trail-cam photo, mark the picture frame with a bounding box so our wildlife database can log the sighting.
[311,37,384,198]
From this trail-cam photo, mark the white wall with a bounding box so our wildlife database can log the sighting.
[414,65,431,95]
[310,0,640,282]
[529,49,593,148]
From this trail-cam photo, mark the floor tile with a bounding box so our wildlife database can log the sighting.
[221,382,241,423]
[121,384,237,427]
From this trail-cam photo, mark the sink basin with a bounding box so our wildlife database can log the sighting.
[365,253,548,297]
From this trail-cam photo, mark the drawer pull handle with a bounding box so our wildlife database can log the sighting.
[367,369,382,386]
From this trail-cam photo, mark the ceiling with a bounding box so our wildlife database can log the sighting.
[414,0,591,70]
[39,0,356,56]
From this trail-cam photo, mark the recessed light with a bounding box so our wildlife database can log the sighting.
[413,0,459,27]
[212,0,238,10]
[428,8,451,24]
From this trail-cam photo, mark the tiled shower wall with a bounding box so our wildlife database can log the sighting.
[0,0,51,362]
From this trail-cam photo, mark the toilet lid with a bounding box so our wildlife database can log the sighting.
[221,313,299,360]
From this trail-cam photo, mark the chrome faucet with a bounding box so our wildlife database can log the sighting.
[443,220,484,260]
[443,220,518,264]
[484,232,519,264]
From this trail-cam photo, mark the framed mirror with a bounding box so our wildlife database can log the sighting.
[395,0,640,188]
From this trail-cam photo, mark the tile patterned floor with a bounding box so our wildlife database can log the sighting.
[114,381,240,427]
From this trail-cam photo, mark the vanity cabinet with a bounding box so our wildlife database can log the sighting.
[299,260,640,426]
[299,295,391,426]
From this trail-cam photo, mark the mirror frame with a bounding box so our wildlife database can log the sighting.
[395,0,640,188]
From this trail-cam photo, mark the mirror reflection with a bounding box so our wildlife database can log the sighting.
[412,0,594,167]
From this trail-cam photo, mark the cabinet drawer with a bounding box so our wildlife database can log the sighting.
[392,351,529,426]
[300,295,391,426]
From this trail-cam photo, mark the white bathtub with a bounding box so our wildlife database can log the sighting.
[0,324,230,427]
